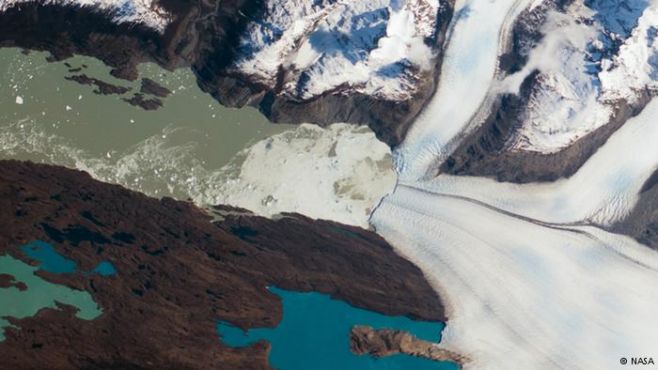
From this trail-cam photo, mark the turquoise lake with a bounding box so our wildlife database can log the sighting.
[0,253,101,340]
[21,240,77,273]
[0,240,115,340]
[218,287,459,370]
[21,240,116,276]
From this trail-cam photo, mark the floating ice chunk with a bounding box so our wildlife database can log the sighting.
[15,96,23,105]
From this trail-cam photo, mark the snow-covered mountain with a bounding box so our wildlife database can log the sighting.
[206,0,455,146]
[0,0,172,31]
[231,0,443,101]
[505,0,656,154]
[436,0,658,183]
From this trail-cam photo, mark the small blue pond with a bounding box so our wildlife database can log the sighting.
[218,287,459,370]
[20,240,116,276]
[92,261,117,276]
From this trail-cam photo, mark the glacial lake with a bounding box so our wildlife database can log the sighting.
[0,47,292,200]
[21,240,116,276]
[0,253,101,340]
[218,287,459,370]
[0,240,115,340]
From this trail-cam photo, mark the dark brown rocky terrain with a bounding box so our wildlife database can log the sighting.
[0,273,27,291]
[350,325,466,364]
[0,160,444,369]
[123,93,164,110]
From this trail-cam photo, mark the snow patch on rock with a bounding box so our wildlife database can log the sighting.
[0,0,172,32]
[599,5,658,103]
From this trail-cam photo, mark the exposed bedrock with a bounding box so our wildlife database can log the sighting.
[0,0,455,147]
[0,160,444,369]
[350,325,467,365]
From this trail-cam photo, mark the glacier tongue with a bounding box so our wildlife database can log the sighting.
[371,184,658,370]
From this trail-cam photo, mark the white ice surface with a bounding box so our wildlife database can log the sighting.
[207,123,396,228]
[371,187,658,370]
[0,0,172,32]
[405,97,658,227]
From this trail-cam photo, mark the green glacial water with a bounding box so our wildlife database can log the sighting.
[0,254,101,340]
[0,241,117,340]
[0,47,292,199]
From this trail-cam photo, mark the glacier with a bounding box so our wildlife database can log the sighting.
[371,0,658,369]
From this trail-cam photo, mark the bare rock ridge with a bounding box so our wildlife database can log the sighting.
[0,0,456,147]
[350,325,467,365]
[0,160,444,369]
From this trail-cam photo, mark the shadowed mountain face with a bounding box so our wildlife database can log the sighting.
[0,160,443,369]
[0,0,454,147]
